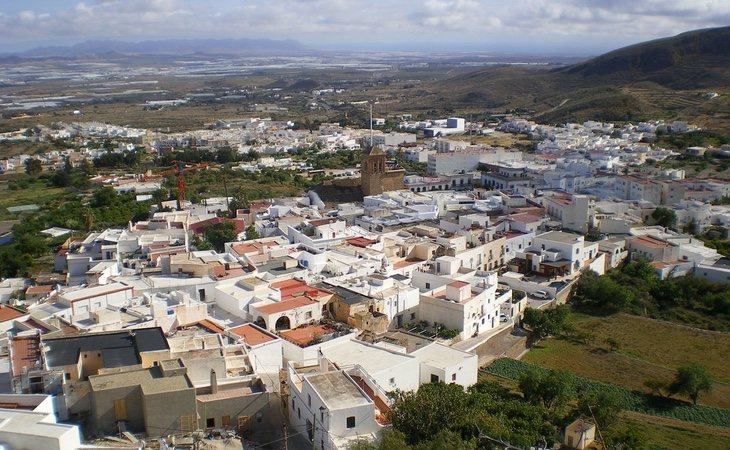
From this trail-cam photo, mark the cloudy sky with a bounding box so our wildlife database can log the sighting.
[1,0,728,54]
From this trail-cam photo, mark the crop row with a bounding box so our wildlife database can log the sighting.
[485,358,730,428]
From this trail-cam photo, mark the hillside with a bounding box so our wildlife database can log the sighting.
[414,27,730,128]
[563,26,730,89]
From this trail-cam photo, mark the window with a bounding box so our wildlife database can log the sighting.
[308,394,311,407]
[389,377,395,384]
[425,282,430,289]
[452,373,457,381]
[305,311,312,319]
[430,374,440,383]
[346,416,356,429]
[298,408,301,419]
[64,373,70,381]
[410,312,416,320]
[206,418,215,428]
[222,415,231,427]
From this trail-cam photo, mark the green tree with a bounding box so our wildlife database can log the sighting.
[518,369,571,410]
[215,146,238,164]
[604,424,649,450]
[228,187,250,217]
[577,389,624,429]
[51,169,71,187]
[92,186,118,207]
[25,158,43,176]
[522,305,571,344]
[413,429,477,450]
[651,207,677,230]
[669,363,712,405]
[573,270,635,312]
[192,234,214,251]
[245,224,260,241]
[63,155,73,173]
[621,259,658,286]
[202,221,237,253]
[387,382,472,444]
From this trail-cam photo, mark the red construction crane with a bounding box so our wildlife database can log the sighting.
[148,161,209,210]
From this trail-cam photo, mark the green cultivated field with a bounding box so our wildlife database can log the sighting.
[522,313,730,408]
[622,411,730,450]
[0,176,68,220]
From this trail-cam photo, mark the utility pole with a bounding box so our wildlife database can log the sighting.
[312,410,316,450]
[283,423,288,450]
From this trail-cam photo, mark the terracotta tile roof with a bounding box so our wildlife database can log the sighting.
[10,335,41,377]
[195,319,225,334]
[509,213,542,223]
[270,278,329,301]
[230,240,279,255]
[0,305,26,323]
[631,235,673,249]
[227,324,277,346]
[21,317,52,333]
[254,297,318,315]
[308,218,339,227]
[345,237,377,248]
[448,281,469,288]
[279,325,333,347]
[26,285,53,296]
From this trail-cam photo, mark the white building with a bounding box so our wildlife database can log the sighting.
[410,342,478,387]
[427,148,523,175]
[417,273,510,340]
[523,231,602,276]
[0,394,81,450]
[287,361,383,449]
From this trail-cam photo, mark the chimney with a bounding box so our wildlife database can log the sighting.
[210,369,218,394]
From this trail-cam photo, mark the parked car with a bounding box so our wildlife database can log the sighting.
[532,290,550,299]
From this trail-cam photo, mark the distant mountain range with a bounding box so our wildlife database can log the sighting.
[5,38,306,58]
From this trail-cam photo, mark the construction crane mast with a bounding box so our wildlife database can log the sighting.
[176,160,185,210]
[144,161,209,211]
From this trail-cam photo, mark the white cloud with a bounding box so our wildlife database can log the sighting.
[0,1,728,51]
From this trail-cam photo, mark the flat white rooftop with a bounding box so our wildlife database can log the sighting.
[321,339,414,375]
[411,342,476,370]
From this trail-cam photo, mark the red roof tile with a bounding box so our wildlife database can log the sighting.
[230,240,279,255]
[228,324,277,346]
[196,319,225,334]
[254,297,318,315]
[270,278,330,301]
[279,325,333,347]
[26,285,52,295]
[10,335,41,377]
[345,237,377,248]
[0,305,26,323]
